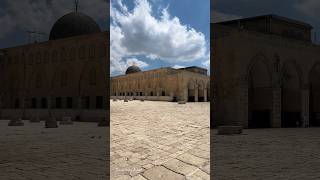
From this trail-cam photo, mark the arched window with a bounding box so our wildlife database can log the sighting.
[89,68,96,85]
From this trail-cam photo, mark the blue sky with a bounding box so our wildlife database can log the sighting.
[110,0,210,76]
[0,0,108,49]
[212,0,320,42]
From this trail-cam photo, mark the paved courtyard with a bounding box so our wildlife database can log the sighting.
[0,120,108,180]
[110,100,210,180]
[213,128,320,180]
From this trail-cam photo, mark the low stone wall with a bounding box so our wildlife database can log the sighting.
[0,109,106,122]
[111,96,173,102]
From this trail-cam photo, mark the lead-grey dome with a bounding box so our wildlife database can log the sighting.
[126,65,141,74]
[49,12,101,40]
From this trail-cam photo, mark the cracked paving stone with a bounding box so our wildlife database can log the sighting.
[142,166,184,180]
[163,158,199,176]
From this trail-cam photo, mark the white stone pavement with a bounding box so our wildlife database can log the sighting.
[111,100,210,180]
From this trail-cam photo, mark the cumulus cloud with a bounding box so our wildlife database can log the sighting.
[211,10,241,23]
[110,0,208,74]
[202,59,210,67]
[0,0,108,39]
[172,65,185,69]
[126,58,149,68]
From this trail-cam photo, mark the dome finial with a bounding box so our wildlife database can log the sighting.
[74,0,79,12]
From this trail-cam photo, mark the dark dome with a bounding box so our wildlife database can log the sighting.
[49,12,101,40]
[126,65,141,74]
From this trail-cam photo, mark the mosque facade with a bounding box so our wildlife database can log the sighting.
[0,12,109,122]
[111,65,210,102]
[212,14,320,128]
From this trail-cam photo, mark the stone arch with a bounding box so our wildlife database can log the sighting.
[246,54,273,128]
[308,61,320,126]
[187,79,196,102]
[280,60,303,127]
[197,80,205,102]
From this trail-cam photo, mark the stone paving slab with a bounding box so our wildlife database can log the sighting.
[142,166,184,180]
[111,100,210,179]
[0,120,108,180]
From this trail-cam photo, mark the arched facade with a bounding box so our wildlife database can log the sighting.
[212,16,320,128]
[111,66,210,102]
[0,31,108,121]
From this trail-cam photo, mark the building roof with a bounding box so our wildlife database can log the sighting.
[214,14,313,29]
[49,12,101,40]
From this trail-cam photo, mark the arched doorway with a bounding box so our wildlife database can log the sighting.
[309,63,320,126]
[198,81,205,102]
[281,61,301,127]
[248,59,273,128]
[187,80,195,102]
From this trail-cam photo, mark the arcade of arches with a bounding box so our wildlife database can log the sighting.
[111,66,210,102]
[212,15,320,128]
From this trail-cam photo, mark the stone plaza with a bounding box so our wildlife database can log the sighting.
[111,100,210,180]
[213,128,320,180]
[0,120,108,180]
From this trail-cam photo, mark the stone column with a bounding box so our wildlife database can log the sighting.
[195,87,198,102]
[301,86,310,127]
[204,89,207,102]
[239,76,248,128]
[272,87,282,128]
[183,88,188,102]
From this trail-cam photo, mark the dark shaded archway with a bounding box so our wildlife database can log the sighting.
[309,63,320,126]
[248,58,273,128]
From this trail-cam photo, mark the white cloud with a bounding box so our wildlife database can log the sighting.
[211,10,241,23]
[126,58,149,68]
[110,0,208,74]
[0,0,108,39]
[172,65,185,69]
[202,59,210,67]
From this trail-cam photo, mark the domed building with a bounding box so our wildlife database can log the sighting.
[111,65,210,102]
[0,11,109,122]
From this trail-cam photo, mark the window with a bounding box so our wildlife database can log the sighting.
[85,96,90,109]
[67,97,73,109]
[41,98,47,108]
[140,92,143,96]
[14,98,20,109]
[31,98,37,108]
[56,97,62,109]
[96,96,103,109]
[150,92,153,96]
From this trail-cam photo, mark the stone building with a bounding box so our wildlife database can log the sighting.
[0,11,109,121]
[212,14,320,128]
[111,65,210,102]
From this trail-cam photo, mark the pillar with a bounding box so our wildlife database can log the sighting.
[204,89,207,102]
[301,86,310,127]
[272,87,281,128]
[183,88,188,102]
[195,87,198,102]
